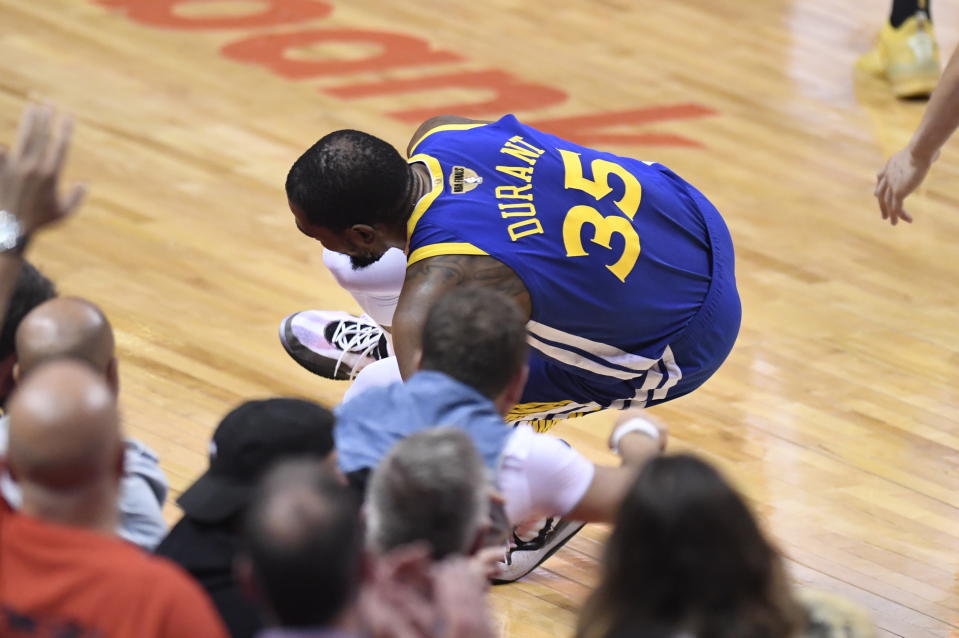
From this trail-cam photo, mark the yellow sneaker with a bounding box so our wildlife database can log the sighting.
[857,12,940,98]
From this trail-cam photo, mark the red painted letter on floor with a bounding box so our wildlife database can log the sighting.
[96,0,332,30]
[222,29,462,79]
[326,70,567,122]
[527,105,717,148]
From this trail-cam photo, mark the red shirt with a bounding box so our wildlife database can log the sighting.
[0,498,229,638]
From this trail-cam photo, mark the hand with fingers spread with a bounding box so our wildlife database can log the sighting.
[0,102,86,236]
[431,557,494,638]
[360,545,495,638]
[874,146,934,225]
[360,544,435,638]
[0,102,86,338]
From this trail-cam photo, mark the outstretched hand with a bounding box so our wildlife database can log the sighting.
[431,556,495,638]
[361,544,495,638]
[874,146,935,226]
[0,103,86,235]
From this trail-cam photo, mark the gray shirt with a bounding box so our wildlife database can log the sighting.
[0,414,169,550]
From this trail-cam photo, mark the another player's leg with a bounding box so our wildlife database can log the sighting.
[340,356,401,404]
[859,0,939,98]
[279,247,406,379]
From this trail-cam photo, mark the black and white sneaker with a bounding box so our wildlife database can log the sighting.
[278,310,389,380]
[492,517,586,584]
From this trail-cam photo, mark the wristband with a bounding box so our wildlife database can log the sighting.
[610,417,662,455]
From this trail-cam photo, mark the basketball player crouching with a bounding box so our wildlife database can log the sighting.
[280,113,741,430]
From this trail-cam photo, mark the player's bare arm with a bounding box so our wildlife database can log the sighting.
[392,254,531,380]
[0,103,85,322]
[876,43,959,224]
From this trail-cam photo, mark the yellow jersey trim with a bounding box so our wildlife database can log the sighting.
[407,242,489,266]
[406,153,445,238]
[408,122,487,155]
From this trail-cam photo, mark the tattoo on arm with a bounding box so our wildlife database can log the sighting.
[392,254,530,379]
[404,255,531,313]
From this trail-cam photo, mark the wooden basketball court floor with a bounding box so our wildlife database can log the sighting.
[1,0,958,635]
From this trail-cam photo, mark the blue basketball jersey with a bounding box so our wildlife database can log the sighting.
[407,115,736,423]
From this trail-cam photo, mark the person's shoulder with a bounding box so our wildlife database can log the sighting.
[55,532,196,596]
[336,380,405,418]
[504,425,584,466]
[154,516,231,561]
[407,371,492,407]
[407,115,497,156]
[137,552,230,637]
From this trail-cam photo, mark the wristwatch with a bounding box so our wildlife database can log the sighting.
[0,210,28,255]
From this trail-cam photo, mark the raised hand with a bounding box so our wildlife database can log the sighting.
[0,103,86,235]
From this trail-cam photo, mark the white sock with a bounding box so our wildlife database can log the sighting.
[322,248,407,327]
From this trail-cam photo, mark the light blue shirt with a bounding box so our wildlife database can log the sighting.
[335,370,513,474]
[0,414,169,550]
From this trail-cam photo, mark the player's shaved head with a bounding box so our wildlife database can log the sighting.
[6,360,123,528]
[15,297,115,378]
[287,130,411,233]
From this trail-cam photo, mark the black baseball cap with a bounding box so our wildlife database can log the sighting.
[177,398,335,524]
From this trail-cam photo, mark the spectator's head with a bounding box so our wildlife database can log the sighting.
[177,398,336,527]
[0,261,56,403]
[239,460,362,629]
[15,297,117,394]
[418,286,528,415]
[577,454,801,638]
[366,427,489,560]
[6,360,123,531]
[287,130,410,269]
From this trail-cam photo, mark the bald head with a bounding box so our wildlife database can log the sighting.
[244,461,361,627]
[6,360,122,520]
[15,297,115,381]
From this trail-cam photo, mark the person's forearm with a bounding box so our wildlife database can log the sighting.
[0,254,23,329]
[911,45,959,161]
[617,431,661,466]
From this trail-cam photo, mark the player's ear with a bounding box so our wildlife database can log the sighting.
[349,224,377,246]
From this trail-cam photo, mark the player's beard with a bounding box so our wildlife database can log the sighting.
[350,251,384,270]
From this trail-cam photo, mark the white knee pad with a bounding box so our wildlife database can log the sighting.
[323,248,407,326]
[341,356,402,405]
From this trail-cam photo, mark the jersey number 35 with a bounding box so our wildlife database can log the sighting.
[559,150,642,283]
